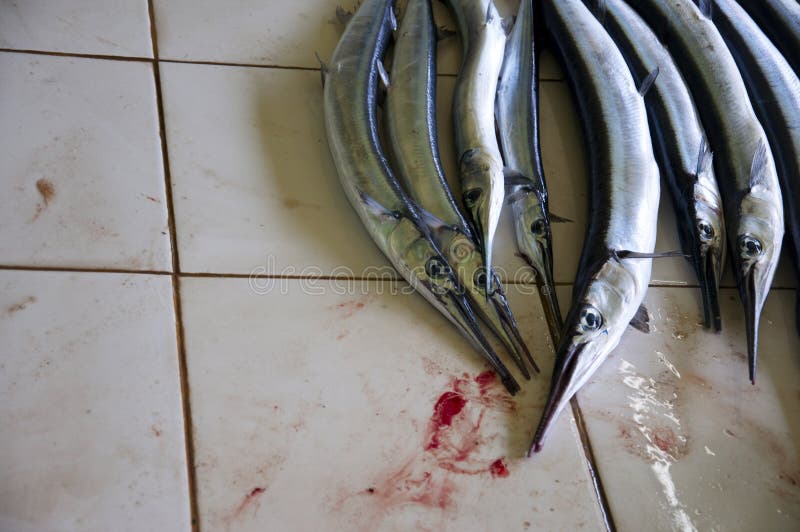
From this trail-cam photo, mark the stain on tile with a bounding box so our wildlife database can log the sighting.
[5,296,37,316]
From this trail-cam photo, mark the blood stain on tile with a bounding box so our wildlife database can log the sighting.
[144,195,160,203]
[5,296,36,316]
[335,370,515,528]
[226,486,267,524]
[336,330,349,340]
[332,295,371,319]
[151,425,162,437]
[32,178,56,221]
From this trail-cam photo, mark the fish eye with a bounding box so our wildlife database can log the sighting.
[530,219,546,235]
[425,257,451,279]
[579,305,603,332]
[697,220,714,241]
[463,189,482,206]
[473,268,498,295]
[738,235,763,258]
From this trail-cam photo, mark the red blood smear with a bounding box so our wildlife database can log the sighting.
[474,371,496,388]
[430,392,466,427]
[489,459,510,478]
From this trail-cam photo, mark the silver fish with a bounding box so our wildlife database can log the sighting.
[711,0,800,335]
[321,0,519,393]
[737,0,800,77]
[495,0,563,340]
[532,0,660,453]
[587,0,726,331]
[385,0,538,376]
[445,0,507,291]
[631,0,784,384]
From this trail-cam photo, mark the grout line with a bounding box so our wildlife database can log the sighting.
[569,397,617,532]
[0,264,172,276]
[147,2,199,531]
[0,47,152,63]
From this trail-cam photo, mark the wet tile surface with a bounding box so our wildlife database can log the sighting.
[180,277,606,531]
[576,286,800,531]
[0,0,153,57]
[0,53,171,270]
[0,270,190,532]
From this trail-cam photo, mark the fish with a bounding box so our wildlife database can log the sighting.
[585,0,726,331]
[385,0,538,376]
[495,0,564,340]
[531,0,660,453]
[321,0,519,394]
[445,0,507,292]
[710,0,800,335]
[736,0,800,77]
[630,0,784,384]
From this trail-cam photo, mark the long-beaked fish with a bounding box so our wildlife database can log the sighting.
[585,0,726,330]
[445,0,507,292]
[631,0,784,384]
[711,0,800,335]
[532,0,660,453]
[495,0,563,340]
[385,0,538,376]
[321,0,519,393]
[737,0,800,76]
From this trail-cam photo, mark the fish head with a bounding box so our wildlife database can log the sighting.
[730,191,783,382]
[691,180,726,330]
[531,258,639,452]
[459,148,505,286]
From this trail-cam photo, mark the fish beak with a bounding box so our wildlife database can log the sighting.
[488,289,540,375]
[529,339,586,455]
[446,288,521,395]
[523,240,564,341]
[465,201,494,294]
[697,247,722,332]
[741,266,761,385]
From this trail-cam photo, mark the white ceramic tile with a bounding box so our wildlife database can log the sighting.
[0,0,153,57]
[152,0,564,78]
[162,62,389,275]
[0,270,190,532]
[180,276,607,531]
[0,53,171,270]
[574,286,800,531]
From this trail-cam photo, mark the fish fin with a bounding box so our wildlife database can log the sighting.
[335,6,353,26]
[615,249,689,259]
[698,0,713,19]
[638,67,660,97]
[376,60,390,90]
[485,2,494,24]
[388,5,398,33]
[548,212,574,224]
[358,190,400,220]
[749,139,770,189]
[314,52,329,87]
[505,187,532,205]
[501,16,515,36]
[695,137,714,176]
[436,25,457,41]
[417,205,459,233]
[592,0,607,24]
[629,304,651,333]
[503,168,535,188]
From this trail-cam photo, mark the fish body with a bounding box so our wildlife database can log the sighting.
[532,0,660,452]
[586,0,725,330]
[737,0,800,76]
[711,0,800,333]
[386,0,538,376]
[630,0,784,383]
[495,0,563,339]
[322,0,519,393]
[446,0,507,289]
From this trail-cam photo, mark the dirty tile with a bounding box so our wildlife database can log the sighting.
[180,276,606,531]
[0,0,153,57]
[152,0,563,78]
[0,53,171,270]
[0,270,190,532]
[575,286,800,531]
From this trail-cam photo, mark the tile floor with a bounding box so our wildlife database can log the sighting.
[0,1,798,531]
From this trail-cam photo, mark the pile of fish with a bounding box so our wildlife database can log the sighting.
[318,0,800,453]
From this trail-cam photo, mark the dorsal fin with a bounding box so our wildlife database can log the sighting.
[358,190,401,220]
[593,0,607,25]
[388,5,398,33]
[503,168,536,188]
[695,137,713,176]
[698,0,713,19]
[638,67,660,96]
[335,6,353,26]
[749,139,769,189]
[629,304,651,333]
[314,52,329,87]
[416,205,460,234]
